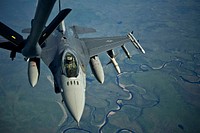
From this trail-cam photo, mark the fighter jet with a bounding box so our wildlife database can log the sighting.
[0,0,145,124]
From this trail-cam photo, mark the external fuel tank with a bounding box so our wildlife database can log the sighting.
[89,56,104,84]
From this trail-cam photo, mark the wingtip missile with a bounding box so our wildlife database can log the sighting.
[127,32,145,54]
[140,47,145,54]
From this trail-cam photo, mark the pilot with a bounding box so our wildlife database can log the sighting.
[64,53,77,77]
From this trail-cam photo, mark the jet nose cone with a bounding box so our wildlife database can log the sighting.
[64,89,85,122]
[99,78,104,84]
[61,76,85,123]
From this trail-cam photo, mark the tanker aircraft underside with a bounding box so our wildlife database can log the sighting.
[0,0,145,124]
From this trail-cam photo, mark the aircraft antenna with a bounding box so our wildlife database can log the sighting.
[59,0,61,11]
[77,122,80,128]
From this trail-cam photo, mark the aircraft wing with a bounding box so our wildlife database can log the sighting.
[0,41,20,52]
[0,22,25,53]
[81,36,130,57]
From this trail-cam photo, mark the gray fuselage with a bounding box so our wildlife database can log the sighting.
[41,29,89,122]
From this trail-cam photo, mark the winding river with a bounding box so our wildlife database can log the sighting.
[58,52,200,132]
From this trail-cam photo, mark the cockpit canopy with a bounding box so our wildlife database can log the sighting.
[62,51,79,77]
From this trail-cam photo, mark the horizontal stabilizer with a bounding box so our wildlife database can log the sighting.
[70,25,96,34]
[0,22,24,46]
[39,8,72,44]
[22,28,31,33]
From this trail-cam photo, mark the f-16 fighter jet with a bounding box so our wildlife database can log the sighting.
[0,0,145,124]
